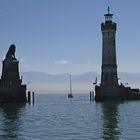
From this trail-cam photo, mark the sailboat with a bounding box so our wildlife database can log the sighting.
[68,75,73,98]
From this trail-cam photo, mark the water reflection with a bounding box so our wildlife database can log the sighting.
[101,101,121,140]
[0,103,25,139]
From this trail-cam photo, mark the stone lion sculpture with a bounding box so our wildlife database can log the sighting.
[6,44,16,60]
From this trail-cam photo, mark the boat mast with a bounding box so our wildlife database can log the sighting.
[70,74,72,94]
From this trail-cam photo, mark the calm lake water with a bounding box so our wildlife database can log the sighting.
[0,94,140,140]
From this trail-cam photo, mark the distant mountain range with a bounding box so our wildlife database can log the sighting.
[21,71,140,94]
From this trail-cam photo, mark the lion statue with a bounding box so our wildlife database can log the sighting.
[6,44,16,60]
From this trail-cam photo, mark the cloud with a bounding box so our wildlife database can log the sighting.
[54,60,68,64]
[19,57,32,69]
[20,57,27,63]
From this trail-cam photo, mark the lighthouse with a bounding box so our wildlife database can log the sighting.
[95,7,120,101]
[94,7,140,101]
[101,7,118,87]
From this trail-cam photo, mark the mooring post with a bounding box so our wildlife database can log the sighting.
[90,91,94,101]
[28,91,31,103]
[32,91,34,103]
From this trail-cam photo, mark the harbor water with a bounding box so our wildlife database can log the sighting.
[0,94,140,140]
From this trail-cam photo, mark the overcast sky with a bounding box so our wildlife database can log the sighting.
[0,0,140,74]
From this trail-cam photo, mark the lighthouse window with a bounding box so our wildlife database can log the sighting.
[105,16,112,21]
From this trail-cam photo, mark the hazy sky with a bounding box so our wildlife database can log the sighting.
[0,0,140,74]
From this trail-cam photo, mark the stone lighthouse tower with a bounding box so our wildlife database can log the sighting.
[95,7,140,101]
[101,7,118,87]
[95,7,119,101]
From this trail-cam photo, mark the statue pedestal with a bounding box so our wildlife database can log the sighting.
[0,45,27,103]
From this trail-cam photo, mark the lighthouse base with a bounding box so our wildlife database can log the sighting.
[95,85,140,102]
